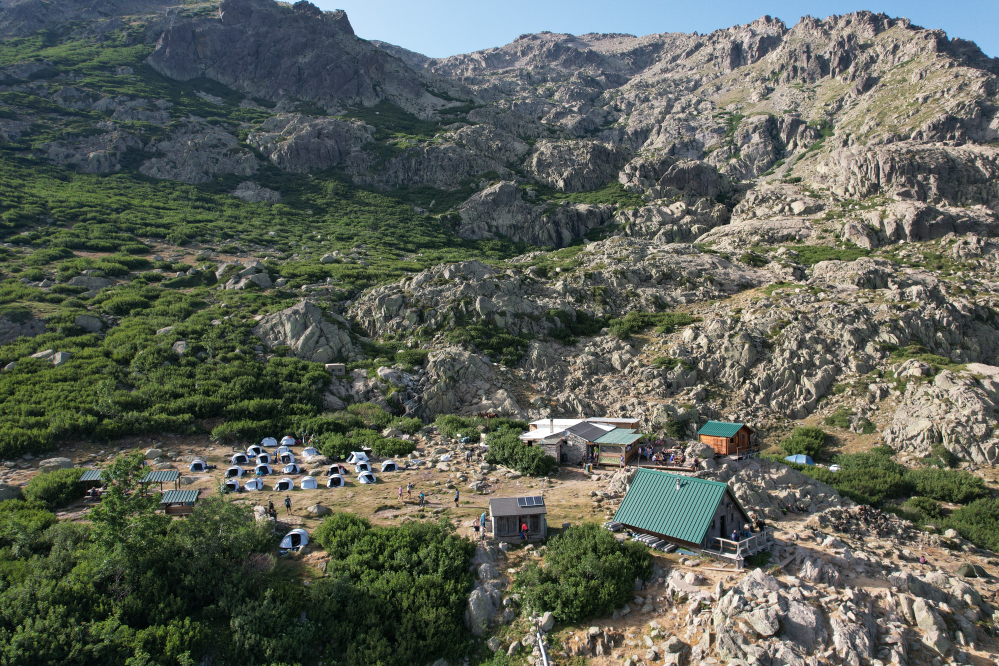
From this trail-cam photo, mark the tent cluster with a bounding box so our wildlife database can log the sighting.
[218,443,397,492]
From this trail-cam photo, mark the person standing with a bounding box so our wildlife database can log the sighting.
[454,489,459,508]
[520,522,528,540]
[480,511,488,540]
[284,495,291,514]
[398,486,403,501]
[473,517,480,538]
[419,492,425,507]
[407,482,413,497]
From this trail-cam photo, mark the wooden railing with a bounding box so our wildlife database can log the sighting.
[705,528,774,559]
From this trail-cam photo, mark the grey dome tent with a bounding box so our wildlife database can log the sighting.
[381,460,399,472]
[355,462,372,474]
[300,476,318,489]
[261,437,278,448]
[283,463,302,474]
[244,478,265,491]
[275,477,295,492]
[189,459,207,472]
[327,474,345,488]
[357,471,376,484]
[256,452,272,464]
[347,451,369,464]
[225,466,245,478]
[224,478,240,493]
[280,528,308,550]
[302,447,319,458]
[231,453,250,465]
[280,436,296,447]
[247,445,264,456]
[254,463,272,476]
[957,563,988,578]
[280,452,296,464]
[326,464,348,476]
[275,445,291,455]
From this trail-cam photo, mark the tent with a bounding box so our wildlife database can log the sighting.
[254,464,272,476]
[247,445,264,456]
[275,445,291,455]
[327,474,345,488]
[439,453,452,462]
[381,461,399,472]
[280,452,296,464]
[189,460,207,472]
[279,528,309,550]
[302,447,319,457]
[956,563,988,578]
[347,451,369,464]
[357,471,376,484]
[225,466,245,478]
[275,477,295,492]
[300,476,318,489]
[280,436,296,447]
[326,464,348,476]
[785,454,815,466]
[261,437,278,448]
[355,462,372,473]
[829,464,841,473]
[257,453,272,464]
[245,478,265,491]
[283,463,302,474]
[224,478,240,493]
[231,453,250,465]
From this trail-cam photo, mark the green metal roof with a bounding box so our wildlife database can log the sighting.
[594,428,643,445]
[141,470,180,483]
[80,469,103,482]
[160,489,200,504]
[697,421,749,438]
[613,468,745,546]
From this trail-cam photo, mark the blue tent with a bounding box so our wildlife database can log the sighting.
[785,454,815,466]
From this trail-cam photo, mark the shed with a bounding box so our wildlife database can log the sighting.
[593,428,643,467]
[160,489,200,516]
[325,363,346,377]
[141,469,180,492]
[697,421,756,457]
[488,496,547,542]
[613,469,772,566]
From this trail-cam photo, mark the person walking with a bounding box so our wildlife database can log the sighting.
[398,486,403,501]
[284,495,291,514]
[419,492,425,507]
[520,522,528,541]
[454,489,459,508]
[407,482,413,497]
[268,500,274,515]
[480,511,488,541]
[473,517,480,538]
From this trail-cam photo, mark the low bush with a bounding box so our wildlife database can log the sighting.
[906,467,988,504]
[780,426,826,459]
[390,416,423,435]
[607,311,695,339]
[942,498,999,552]
[370,436,416,458]
[486,428,557,477]
[907,496,942,521]
[21,467,84,509]
[516,523,652,622]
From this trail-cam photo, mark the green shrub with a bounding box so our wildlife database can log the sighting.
[316,432,353,460]
[516,523,652,622]
[942,498,999,552]
[22,467,84,509]
[395,349,429,368]
[390,416,423,435]
[370,436,416,458]
[607,311,695,339]
[347,402,394,430]
[485,428,557,477]
[906,467,988,504]
[907,496,942,521]
[780,427,826,459]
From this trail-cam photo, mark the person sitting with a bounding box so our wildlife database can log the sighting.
[731,529,739,542]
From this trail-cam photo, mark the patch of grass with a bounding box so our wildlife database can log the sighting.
[608,311,696,339]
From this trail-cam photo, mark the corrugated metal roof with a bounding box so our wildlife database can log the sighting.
[566,422,614,442]
[141,470,180,483]
[613,468,736,545]
[594,428,643,445]
[490,496,547,516]
[80,469,103,482]
[160,489,200,504]
[697,421,749,438]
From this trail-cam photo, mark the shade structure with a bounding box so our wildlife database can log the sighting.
[261,437,278,447]
[275,477,295,491]
[357,471,376,484]
[300,476,318,489]
[380,460,398,472]
[231,453,249,465]
[245,478,265,491]
[225,466,244,478]
[327,474,345,488]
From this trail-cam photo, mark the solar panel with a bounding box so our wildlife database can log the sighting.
[517,497,527,507]
[533,496,544,506]
[525,497,535,506]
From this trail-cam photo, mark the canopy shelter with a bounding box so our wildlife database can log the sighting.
[302,447,319,458]
[327,474,345,488]
[280,528,309,550]
[189,459,207,472]
[357,472,376,484]
[224,478,240,493]
[282,463,302,475]
[593,428,643,467]
[785,454,814,466]
[140,469,180,492]
[245,478,265,491]
[256,453,272,464]
[160,489,200,516]
[246,445,264,456]
[280,436,296,447]
[254,463,272,476]
[275,477,295,492]
[225,466,245,478]
[488,496,548,542]
[261,437,278,448]
[380,461,398,472]
[80,469,104,490]
[326,464,348,476]
[300,476,318,489]
[347,452,369,464]
[279,452,296,464]
[231,453,250,465]
[355,462,372,473]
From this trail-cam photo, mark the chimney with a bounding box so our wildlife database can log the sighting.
[550,418,553,433]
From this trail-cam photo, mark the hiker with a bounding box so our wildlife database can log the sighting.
[407,482,413,497]
[480,511,487,540]
[756,518,766,533]
[398,486,403,501]
[520,522,528,540]
[473,517,480,538]
[919,555,927,565]
[454,489,459,508]
[731,529,739,542]
[419,492,425,507]
[284,495,291,514]
[268,500,275,515]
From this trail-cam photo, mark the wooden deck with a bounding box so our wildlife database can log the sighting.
[702,528,775,569]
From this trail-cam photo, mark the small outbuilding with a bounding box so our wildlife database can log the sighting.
[231,453,250,465]
[327,474,345,488]
[488,496,547,542]
[300,476,318,490]
[357,471,376,484]
[380,460,398,472]
[160,489,200,516]
[254,463,272,476]
[225,466,245,478]
[244,478,265,491]
[280,528,309,550]
[275,477,295,492]
[697,421,756,457]
[325,363,346,377]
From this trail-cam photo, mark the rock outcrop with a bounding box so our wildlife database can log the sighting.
[252,301,360,364]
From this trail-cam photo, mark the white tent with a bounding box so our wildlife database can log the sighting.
[279,528,309,550]
[439,453,452,462]
[275,445,291,455]
[355,462,372,473]
[347,451,369,464]
[302,447,319,457]
[357,471,376,484]
[280,452,296,464]
[300,476,318,489]
[257,453,272,464]
[224,478,240,492]
[261,437,278,448]
[327,474,345,488]
[231,453,250,465]
[381,460,399,472]
[275,477,295,491]
[189,460,207,472]
[326,464,347,476]
[282,463,302,474]
[280,436,296,447]
[225,466,245,478]
[247,445,264,456]
[245,478,265,491]
[254,464,272,476]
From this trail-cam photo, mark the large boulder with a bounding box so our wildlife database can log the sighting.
[525,140,630,192]
[0,483,22,501]
[38,457,73,472]
[465,587,494,636]
[73,315,102,332]
[253,301,359,364]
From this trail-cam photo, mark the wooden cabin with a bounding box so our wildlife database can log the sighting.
[488,496,547,542]
[697,421,756,456]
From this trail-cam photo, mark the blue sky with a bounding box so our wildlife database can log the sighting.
[313,0,998,59]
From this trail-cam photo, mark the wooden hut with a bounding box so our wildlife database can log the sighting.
[488,496,547,542]
[697,421,756,457]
